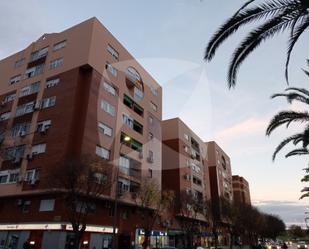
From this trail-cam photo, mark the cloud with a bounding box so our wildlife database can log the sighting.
[215,117,268,142]
[253,200,309,228]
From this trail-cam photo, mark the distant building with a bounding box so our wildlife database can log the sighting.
[162,118,211,248]
[206,141,233,247]
[232,175,251,205]
[0,17,163,249]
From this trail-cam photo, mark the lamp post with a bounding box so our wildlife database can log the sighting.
[111,135,131,249]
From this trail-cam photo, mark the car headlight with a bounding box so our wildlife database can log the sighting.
[305,246,307,248]
[298,246,300,248]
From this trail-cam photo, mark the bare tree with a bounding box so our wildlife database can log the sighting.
[50,156,112,249]
[176,190,207,249]
[134,179,174,249]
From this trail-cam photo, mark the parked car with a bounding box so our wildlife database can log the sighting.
[297,241,308,249]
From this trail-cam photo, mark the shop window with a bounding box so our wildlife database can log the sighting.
[39,199,55,212]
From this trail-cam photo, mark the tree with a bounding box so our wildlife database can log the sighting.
[50,156,112,249]
[266,81,309,160]
[288,224,304,238]
[134,179,174,249]
[259,214,286,240]
[205,0,309,88]
[176,190,207,249]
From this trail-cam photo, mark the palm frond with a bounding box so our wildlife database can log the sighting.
[205,0,296,61]
[272,133,304,160]
[271,92,309,104]
[285,87,309,97]
[285,16,309,83]
[285,148,309,158]
[228,12,298,88]
[300,192,309,199]
[266,111,309,135]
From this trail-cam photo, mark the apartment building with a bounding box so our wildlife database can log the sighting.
[162,118,211,248]
[0,17,163,249]
[206,141,233,247]
[232,175,251,205]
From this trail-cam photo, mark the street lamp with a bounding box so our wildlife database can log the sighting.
[111,135,131,249]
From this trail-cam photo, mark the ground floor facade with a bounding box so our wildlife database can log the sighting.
[0,224,170,249]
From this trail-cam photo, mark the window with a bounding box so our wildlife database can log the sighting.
[0,112,10,121]
[30,47,48,61]
[134,87,143,101]
[15,101,35,116]
[149,132,154,140]
[53,40,66,51]
[123,114,133,128]
[9,172,19,183]
[148,150,154,163]
[105,63,117,77]
[119,156,130,175]
[149,116,153,124]
[11,122,31,137]
[98,122,112,137]
[39,199,55,212]
[120,132,143,152]
[25,64,44,78]
[123,95,144,117]
[25,169,40,184]
[22,201,31,213]
[150,101,157,112]
[101,100,115,116]
[9,75,21,85]
[20,82,40,97]
[49,58,63,69]
[94,173,108,184]
[193,176,202,186]
[41,96,56,109]
[107,44,119,60]
[5,145,26,160]
[0,175,8,184]
[15,58,25,68]
[184,146,189,153]
[184,134,189,141]
[103,81,117,96]
[46,78,60,88]
[37,120,51,132]
[192,163,201,173]
[31,143,46,155]
[118,178,130,194]
[122,210,129,220]
[96,146,110,160]
[3,93,16,103]
[148,169,153,178]
[150,86,158,96]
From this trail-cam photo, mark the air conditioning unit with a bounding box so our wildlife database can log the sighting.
[29,178,36,185]
[184,174,191,181]
[34,101,41,110]
[26,154,33,161]
[17,199,23,206]
[19,131,26,137]
[12,157,22,164]
[17,175,24,183]
[138,151,143,159]
[39,127,47,134]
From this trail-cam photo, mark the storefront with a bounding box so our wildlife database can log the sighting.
[135,229,168,249]
[0,223,115,249]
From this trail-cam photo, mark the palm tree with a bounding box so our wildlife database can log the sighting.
[205,0,309,88]
[266,78,309,160]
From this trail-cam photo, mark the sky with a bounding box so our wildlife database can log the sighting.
[1,0,309,227]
